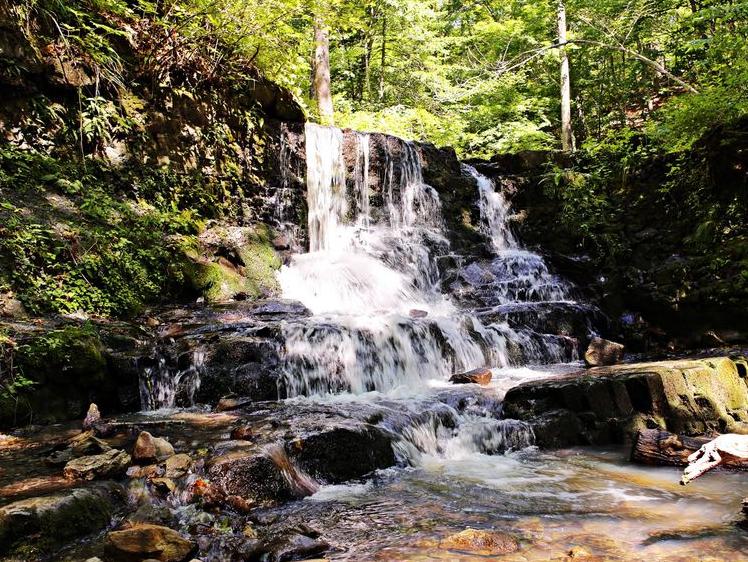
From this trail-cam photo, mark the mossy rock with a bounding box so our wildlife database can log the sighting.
[503,356,748,447]
[179,224,281,302]
[17,324,106,385]
[0,483,125,556]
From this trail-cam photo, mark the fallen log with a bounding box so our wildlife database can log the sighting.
[632,429,710,466]
[631,429,748,484]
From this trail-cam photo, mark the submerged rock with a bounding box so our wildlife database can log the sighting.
[584,337,624,367]
[260,532,330,562]
[503,356,748,447]
[440,528,519,555]
[63,448,131,480]
[450,367,492,385]
[104,524,196,562]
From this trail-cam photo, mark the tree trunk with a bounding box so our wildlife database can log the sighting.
[378,14,386,101]
[313,18,334,126]
[557,1,575,152]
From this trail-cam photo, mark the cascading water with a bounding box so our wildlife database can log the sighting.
[277,124,594,462]
[279,124,510,397]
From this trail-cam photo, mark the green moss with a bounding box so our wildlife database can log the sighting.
[179,225,281,302]
[19,324,106,385]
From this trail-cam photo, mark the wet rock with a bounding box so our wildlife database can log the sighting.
[409,309,428,319]
[45,431,111,466]
[187,478,226,508]
[83,403,101,430]
[564,546,603,561]
[0,483,124,554]
[289,425,396,483]
[584,337,624,367]
[63,448,131,480]
[151,478,177,494]
[127,464,164,479]
[208,453,298,506]
[503,356,748,447]
[104,524,196,562]
[439,528,519,555]
[133,431,175,464]
[230,424,254,440]
[261,532,330,562]
[164,453,193,478]
[449,367,492,385]
[216,396,253,412]
[127,503,176,526]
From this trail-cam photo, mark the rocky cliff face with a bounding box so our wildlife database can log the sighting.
[470,127,748,351]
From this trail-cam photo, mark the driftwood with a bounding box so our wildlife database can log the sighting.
[681,434,748,485]
[632,429,748,484]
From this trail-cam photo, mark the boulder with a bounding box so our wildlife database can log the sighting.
[133,432,175,464]
[503,356,748,447]
[440,528,519,555]
[104,524,196,562]
[450,367,492,385]
[0,483,124,554]
[584,337,624,367]
[63,449,131,480]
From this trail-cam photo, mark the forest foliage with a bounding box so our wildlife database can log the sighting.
[7,0,748,156]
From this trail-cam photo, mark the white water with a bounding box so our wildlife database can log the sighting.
[278,124,583,403]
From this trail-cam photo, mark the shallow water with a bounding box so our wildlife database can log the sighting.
[272,445,748,561]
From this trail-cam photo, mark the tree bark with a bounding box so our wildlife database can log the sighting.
[313,18,334,126]
[378,13,386,101]
[632,429,711,466]
[557,1,575,152]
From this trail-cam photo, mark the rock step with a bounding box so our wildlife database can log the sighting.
[502,355,748,447]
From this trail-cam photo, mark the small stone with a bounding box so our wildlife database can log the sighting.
[440,528,519,555]
[83,403,101,430]
[584,337,624,367]
[63,449,131,481]
[230,425,253,440]
[151,478,176,494]
[105,524,196,562]
[409,309,428,318]
[164,453,192,478]
[133,431,175,464]
[216,397,250,412]
[449,367,492,385]
[145,317,161,327]
[127,464,164,479]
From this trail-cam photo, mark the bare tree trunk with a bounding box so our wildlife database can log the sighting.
[558,1,575,152]
[313,18,334,126]
[378,14,386,101]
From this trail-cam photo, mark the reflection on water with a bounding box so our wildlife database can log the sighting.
[276,446,748,561]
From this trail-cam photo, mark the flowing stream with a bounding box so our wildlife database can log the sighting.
[119,124,748,561]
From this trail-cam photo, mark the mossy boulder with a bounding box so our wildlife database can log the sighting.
[1,322,142,427]
[0,482,125,556]
[503,356,748,447]
[180,224,281,303]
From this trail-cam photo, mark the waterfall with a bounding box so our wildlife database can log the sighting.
[354,132,370,228]
[466,164,517,252]
[305,124,347,252]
